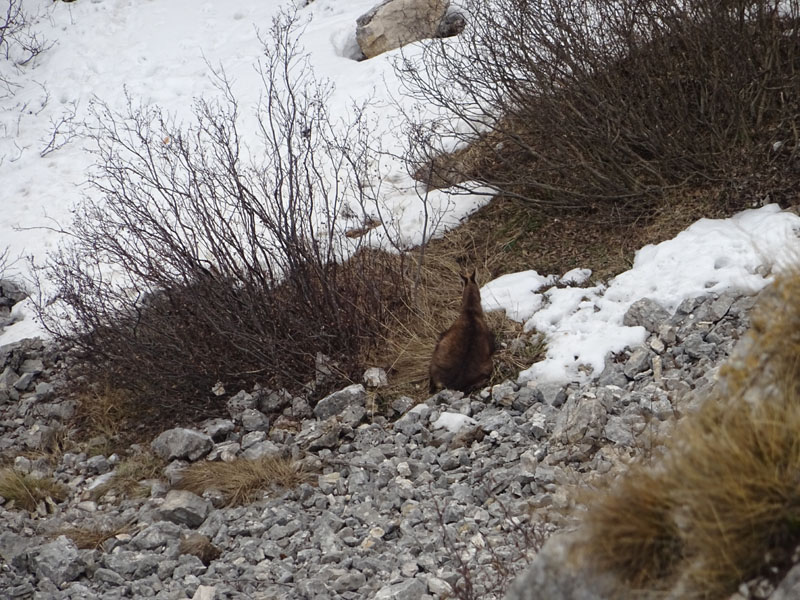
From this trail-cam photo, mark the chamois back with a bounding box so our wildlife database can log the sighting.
[429,270,495,393]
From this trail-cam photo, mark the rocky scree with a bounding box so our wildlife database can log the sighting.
[0,288,786,599]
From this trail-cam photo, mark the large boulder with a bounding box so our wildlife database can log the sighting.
[356,0,450,59]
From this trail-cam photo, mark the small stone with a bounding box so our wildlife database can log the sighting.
[192,586,217,600]
[363,367,389,388]
[201,419,235,441]
[428,576,453,596]
[374,578,427,600]
[85,454,111,474]
[240,408,269,432]
[93,567,126,585]
[623,298,671,333]
[314,384,367,420]
[13,456,31,473]
[623,346,651,379]
[256,388,292,414]
[491,381,517,406]
[226,390,255,419]
[151,428,214,462]
[156,490,211,528]
[13,372,36,391]
[531,382,567,407]
[29,536,85,586]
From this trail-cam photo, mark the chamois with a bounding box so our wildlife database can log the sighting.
[429,269,495,393]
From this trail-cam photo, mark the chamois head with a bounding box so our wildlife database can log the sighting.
[459,269,483,315]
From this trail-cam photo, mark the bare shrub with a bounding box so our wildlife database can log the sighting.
[399,0,800,215]
[35,10,409,420]
[0,0,50,97]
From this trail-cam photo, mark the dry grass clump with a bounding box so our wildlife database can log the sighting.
[56,522,132,550]
[175,456,308,507]
[90,452,164,501]
[0,469,68,512]
[580,265,800,598]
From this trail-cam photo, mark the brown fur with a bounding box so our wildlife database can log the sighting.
[429,270,496,393]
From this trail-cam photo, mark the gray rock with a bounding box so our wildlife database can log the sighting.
[151,428,214,462]
[131,521,183,550]
[0,365,19,391]
[374,578,427,599]
[29,536,86,586]
[596,355,628,388]
[201,419,235,441]
[492,381,517,406]
[709,293,736,322]
[623,346,651,379]
[363,367,389,388]
[93,567,126,585]
[19,358,44,374]
[504,533,620,600]
[683,333,716,359]
[314,383,367,420]
[356,0,450,59]
[603,416,637,447]
[533,382,567,407]
[770,563,800,600]
[13,371,36,391]
[85,454,111,474]
[104,550,160,579]
[241,440,282,460]
[623,298,671,333]
[256,389,292,414]
[552,395,607,445]
[156,490,212,528]
[239,408,269,432]
[226,390,255,419]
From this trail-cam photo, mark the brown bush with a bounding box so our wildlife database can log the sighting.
[35,10,409,422]
[399,0,800,216]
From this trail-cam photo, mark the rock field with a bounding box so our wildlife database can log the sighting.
[1,281,791,600]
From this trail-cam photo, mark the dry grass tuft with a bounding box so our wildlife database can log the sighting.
[581,264,800,598]
[175,456,308,507]
[72,383,145,454]
[0,469,68,512]
[56,522,132,550]
[580,466,683,591]
[90,452,164,501]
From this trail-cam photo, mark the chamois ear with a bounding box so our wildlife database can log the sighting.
[460,272,468,286]
[467,269,477,284]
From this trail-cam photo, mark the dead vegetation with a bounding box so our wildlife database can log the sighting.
[89,451,164,502]
[0,468,68,512]
[402,0,800,216]
[580,265,800,598]
[175,456,309,507]
[56,522,133,550]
